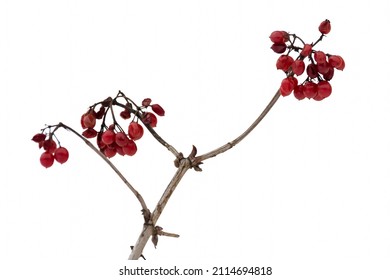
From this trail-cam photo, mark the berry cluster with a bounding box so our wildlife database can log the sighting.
[32,133,69,168]
[270,19,345,101]
[80,91,165,159]
[32,91,165,168]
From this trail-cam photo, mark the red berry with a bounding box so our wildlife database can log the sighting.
[314,51,327,64]
[319,19,331,34]
[54,147,69,164]
[95,106,105,119]
[43,139,57,153]
[128,122,144,140]
[142,98,152,107]
[123,140,137,156]
[104,146,117,158]
[116,145,125,156]
[81,112,96,129]
[280,77,297,97]
[101,129,116,145]
[82,128,98,138]
[306,63,318,79]
[329,55,345,70]
[276,55,294,72]
[293,85,306,100]
[120,110,131,120]
[40,151,54,168]
[142,112,158,127]
[322,66,334,81]
[32,133,46,143]
[292,60,305,76]
[115,132,129,147]
[317,62,331,75]
[269,31,288,44]
[271,43,287,54]
[303,82,318,99]
[300,44,312,57]
[151,104,165,116]
[317,81,332,99]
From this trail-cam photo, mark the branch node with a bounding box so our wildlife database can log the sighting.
[187,145,203,171]
[141,208,152,224]
[174,152,184,168]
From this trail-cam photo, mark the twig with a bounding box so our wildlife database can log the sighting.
[128,158,191,260]
[192,89,281,166]
[128,89,281,259]
[57,122,150,214]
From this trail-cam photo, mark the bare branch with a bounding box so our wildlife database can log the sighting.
[128,157,191,259]
[193,89,281,165]
[57,123,150,213]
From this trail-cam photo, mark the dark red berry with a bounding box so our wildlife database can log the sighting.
[271,43,287,54]
[303,82,318,99]
[104,146,117,158]
[43,139,57,153]
[306,63,319,79]
[123,140,137,156]
[81,112,96,129]
[300,44,312,57]
[54,147,69,164]
[120,110,131,120]
[101,129,116,145]
[322,66,334,81]
[317,62,331,75]
[329,55,345,70]
[82,128,98,138]
[128,122,144,140]
[293,85,306,100]
[40,152,54,168]
[276,55,294,72]
[280,77,294,96]
[317,81,332,99]
[142,112,158,127]
[319,19,331,34]
[32,133,46,143]
[142,98,152,107]
[115,132,129,147]
[151,104,165,116]
[314,51,327,64]
[269,31,289,44]
[292,60,305,76]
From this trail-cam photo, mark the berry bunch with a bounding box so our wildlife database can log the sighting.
[80,91,165,159]
[270,19,345,101]
[32,133,69,168]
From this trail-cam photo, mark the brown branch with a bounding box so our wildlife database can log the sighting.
[57,122,150,215]
[129,88,282,259]
[128,157,191,260]
[192,89,281,166]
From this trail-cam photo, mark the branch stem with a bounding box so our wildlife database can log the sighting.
[128,158,191,260]
[193,89,281,165]
[58,123,149,212]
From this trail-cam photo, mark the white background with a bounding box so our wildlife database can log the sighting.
[1,0,389,279]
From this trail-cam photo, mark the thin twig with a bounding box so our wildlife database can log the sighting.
[193,89,281,165]
[57,122,149,212]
